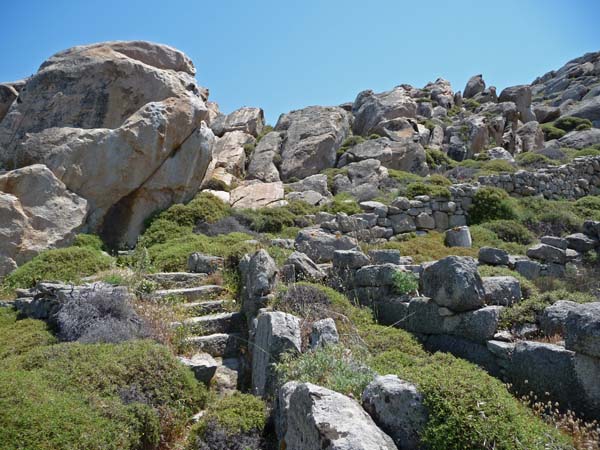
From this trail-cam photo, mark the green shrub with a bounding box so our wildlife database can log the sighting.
[554,116,592,132]
[574,195,600,219]
[427,174,452,186]
[464,98,481,110]
[0,340,206,450]
[470,226,527,255]
[480,220,535,245]
[375,232,478,264]
[479,159,517,174]
[277,345,375,398]
[203,178,231,192]
[137,218,193,249]
[322,167,349,191]
[338,135,365,153]
[425,148,456,170]
[243,142,255,158]
[323,193,362,215]
[515,152,557,167]
[568,145,600,159]
[392,271,419,295]
[3,246,113,289]
[157,192,231,227]
[0,308,57,359]
[235,207,296,233]
[406,182,451,199]
[147,232,256,272]
[371,351,570,450]
[193,392,266,437]
[517,197,583,235]
[73,234,104,250]
[255,125,274,143]
[541,124,566,140]
[469,187,518,225]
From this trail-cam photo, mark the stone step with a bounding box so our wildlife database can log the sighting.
[181,299,233,315]
[179,312,243,334]
[154,285,224,302]
[185,332,243,357]
[146,272,208,288]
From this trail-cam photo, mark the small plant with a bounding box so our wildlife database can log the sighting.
[541,123,567,140]
[426,148,456,170]
[392,270,419,295]
[406,181,451,199]
[554,116,592,132]
[469,187,518,225]
[323,193,362,215]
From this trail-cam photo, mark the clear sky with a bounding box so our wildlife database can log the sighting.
[1,0,599,124]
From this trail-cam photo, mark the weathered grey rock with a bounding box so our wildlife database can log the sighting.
[583,220,600,240]
[310,318,339,349]
[527,243,567,264]
[368,249,403,265]
[540,235,569,250]
[482,276,522,306]
[239,249,278,319]
[0,165,88,276]
[444,226,472,248]
[533,105,561,123]
[178,352,218,385]
[478,247,510,266]
[352,86,417,136]
[295,228,358,263]
[421,256,485,312]
[280,382,398,450]
[332,249,371,269]
[230,180,284,208]
[0,84,18,122]
[540,301,580,336]
[463,74,485,98]
[187,253,224,274]
[252,311,301,397]
[568,96,600,126]
[484,146,515,162]
[355,264,404,287]
[514,259,544,279]
[516,121,544,152]
[210,130,254,178]
[339,137,428,176]
[565,233,599,253]
[0,41,212,246]
[287,174,330,197]
[285,251,326,281]
[565,302,600,358]
[212,107,264,137]
[276,106,351,181]
[246,131,283,182]
[499,85,535,122]
[558,128,600,149]
[362,375,427,450]
[333,158,388,201]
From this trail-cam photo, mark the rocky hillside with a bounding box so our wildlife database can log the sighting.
[1,42,600,450]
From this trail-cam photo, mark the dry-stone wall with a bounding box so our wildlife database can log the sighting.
[479,156,600,200]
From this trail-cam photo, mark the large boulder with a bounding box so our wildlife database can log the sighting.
[239,249,278,319]
[209,130,255,178]
[252,311,301,397]
[246,131,283,182]
[279,382,398,450]
[558,128,600,149]
[333,158,388,201]
[295,228,358,263]
[0,164,88,276]
[0,41,213,247]
[211,106,264,137]
[463,74,486,99]
[516,121,544,152]
[230,180,284,208]
[275,106,351,181]
[568,96,600,127]
[540,300,580,336]
[362,375,427,450]
[565,302,600,358]
[421,256,485,312]
[498,85,536,122]
[285,251,326,281]
[338,137,428,175]
[352,86,417,136]
[0,84,18,122]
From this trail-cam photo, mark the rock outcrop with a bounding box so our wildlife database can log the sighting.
[0,41,214,247]
[0,165,88,276]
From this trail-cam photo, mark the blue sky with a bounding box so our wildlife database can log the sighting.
[1,0,599,124]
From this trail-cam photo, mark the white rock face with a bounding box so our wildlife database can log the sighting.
[0,164,88,276]
[0,41,213,247]
[230,180,284,208]
[280,382,398,450]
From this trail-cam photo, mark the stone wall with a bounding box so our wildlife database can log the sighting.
[479,156,600,200]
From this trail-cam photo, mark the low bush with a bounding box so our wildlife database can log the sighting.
[322,167,349,191]
[517,197,583,235]
[2,246,113,289]
[469,187,519,225]
[235,207,296,233]
[56,289,149,343]
[480,219,535,245]
[470,226,527,255]
[156,192,231,228]
[554,116,592,132]
[541,123,567,140]
[479,159,517,174]
[427,174,452,186]
[323,193,362,215]
[406,181,451,199]
[0,339,206,450]
[0,308,56,359]
[387,169,423,185]
[73,234,104,250]
[391,270,419,295]
[189,392,267,450]
[426,148,456,170]
[516,152,557,168]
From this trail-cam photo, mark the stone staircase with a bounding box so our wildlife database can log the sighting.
[148,271,245,393]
